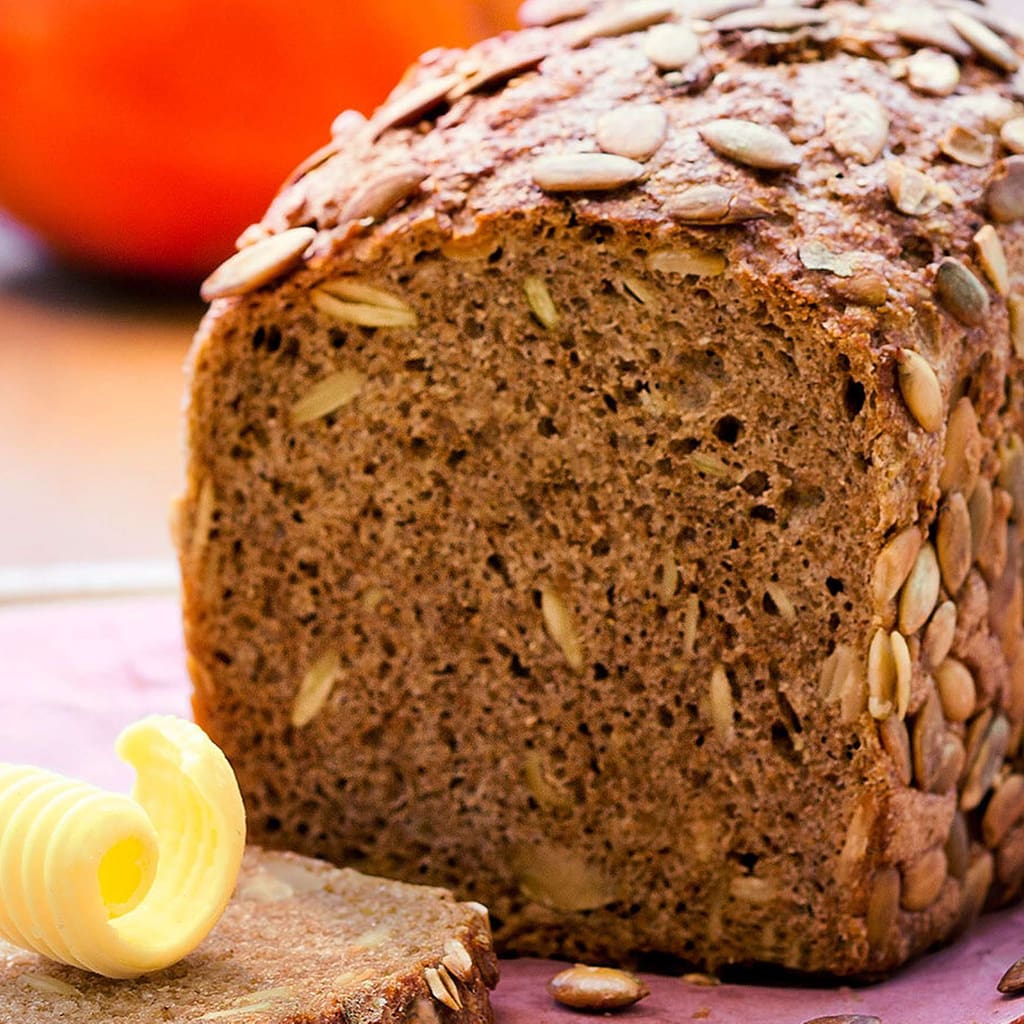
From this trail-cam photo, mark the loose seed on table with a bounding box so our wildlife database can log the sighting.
[548,965,649,1010]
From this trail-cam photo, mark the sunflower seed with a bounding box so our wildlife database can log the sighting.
[369,74,462,138]
[839,650,868,724]
[874,527,923,610]
[969,479,993,554]
[1002,117,1024,154]
[339,165,427,223]
[681,973,721,987]
[291,651,341,727]
[291,368,367,426]
[977,486,1013,581]
[532,152,644,192]
[647,247,727,277]
[898,543,940,635]
[986,156,1024,222]
[999,954,1024,995]
[866,867,901,955]
[935,658,977,723]
[313,289,417,328]
[523,751,574,812]
[1010,294,1024,357]
[568,1,676,48]
[548,965,649,1011]
[913,689,947,791]
[939,397,982,496]
[902,845,949,911]
[923,601,957,669]
[939,124,996,167]
[999,434,1024,519]
[893,631,912,720]
[320,279,414,311]
[442,938,474,981]
[825,94,890,164]
[765,582,796,621]
[837,796,876,886]
[935,730,968,795]
[683,592,700,655]
[907,48,961,95]
[665,184,771,224]
[937,492,973,594]
[709,662,736,746]
[971,229,1010,303]
[447,48,547,100]
[937,0,1024,41]
[896,349,943,433]
[713,6,830,32]
[1012,649,1024,722]
[524,276,560,329]
[424,966,461,1011]
[699,119,801,170]
[729,875,776,903]
[881,11,972,58]
[518,0,590,26]
[879,715,913,785]
[200,227,316,301]
[644,22,701,69]
[541,585,585,672]
[962,714,1010,810]
[935,258,990,327]
[621,275,656,304]
[868,628,897,721]
[983,774,1024,847]
[958,849,994,929]
[948,9,1021,72]
[596,104,668,161]
[886,160,947,217]
[944,811,970,880]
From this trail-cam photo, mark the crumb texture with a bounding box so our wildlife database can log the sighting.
[182,0,1024,977]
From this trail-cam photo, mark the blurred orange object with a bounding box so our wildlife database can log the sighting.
[0,1,520,281]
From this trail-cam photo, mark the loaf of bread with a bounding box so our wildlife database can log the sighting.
[0,847,497,1023]
[178,0,1024,976]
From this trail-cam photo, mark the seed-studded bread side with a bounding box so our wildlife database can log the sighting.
[178,0,1024,975]
[0,848,498,1023]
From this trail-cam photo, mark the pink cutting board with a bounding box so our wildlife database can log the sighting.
[3,594,1024,1024]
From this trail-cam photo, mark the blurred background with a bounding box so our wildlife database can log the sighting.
[0,0,518,600]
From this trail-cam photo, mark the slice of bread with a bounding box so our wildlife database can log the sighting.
[0,847,498,1023]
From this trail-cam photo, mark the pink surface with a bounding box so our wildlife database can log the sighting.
[4,595,1024,1023]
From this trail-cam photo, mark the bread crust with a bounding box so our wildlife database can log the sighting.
[181,0,1024,976]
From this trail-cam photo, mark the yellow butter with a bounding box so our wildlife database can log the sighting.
[0,715,245,978]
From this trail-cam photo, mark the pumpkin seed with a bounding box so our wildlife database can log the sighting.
[935,257,990,327]
[548,965,649,1011]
